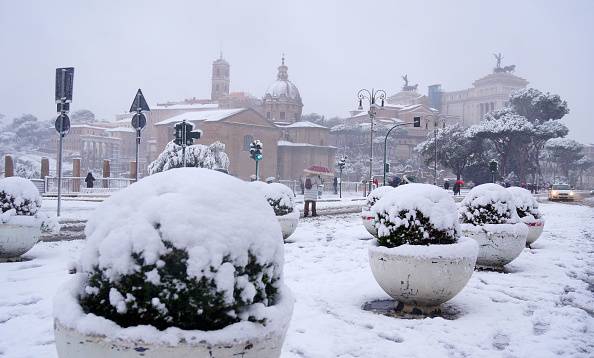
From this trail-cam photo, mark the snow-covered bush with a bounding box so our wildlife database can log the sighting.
[147,141,230,175]
[251,182,295,216]
[371,184,459,247]
[459,183,519,225]
[364,186,394,211]
[76,168,285,332]
[507,186,541,221]
[0,177,41,217]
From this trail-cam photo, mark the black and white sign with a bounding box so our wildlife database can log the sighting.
[131,113,147,130]
[129,89,151,113]
[54,114,71,136]
[55,67,74,103]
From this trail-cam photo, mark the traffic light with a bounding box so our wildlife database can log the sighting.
[174,121,201,146]
[337,155,347,170]
[413,116,421,127]
[489,160,498,174]
[249,140,263,161]
[384,162,390,173]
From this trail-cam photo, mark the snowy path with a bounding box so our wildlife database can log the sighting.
[0,203,593,357]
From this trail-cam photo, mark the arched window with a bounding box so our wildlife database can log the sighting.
[243,135,254,151]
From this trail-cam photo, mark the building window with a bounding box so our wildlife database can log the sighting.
[243,135,254,151]
[280,112,286,120]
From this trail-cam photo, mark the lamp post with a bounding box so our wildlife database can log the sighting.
[382,117,422,186]
[357,88,386,192]
[424,114,446,185]
[337,155,347,198]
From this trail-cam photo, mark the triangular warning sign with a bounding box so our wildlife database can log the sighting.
[129,89,150,113]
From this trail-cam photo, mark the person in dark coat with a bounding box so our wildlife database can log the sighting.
[444,181,450,190]
[85,172,95,188]
[333,177,338,194]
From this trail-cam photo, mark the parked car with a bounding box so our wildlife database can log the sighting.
[548,184,575,201]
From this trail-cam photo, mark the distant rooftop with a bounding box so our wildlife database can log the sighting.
[280,121,327,129]
[155,108,246,126]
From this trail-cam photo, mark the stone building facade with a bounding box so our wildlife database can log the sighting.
[436,60,529,126]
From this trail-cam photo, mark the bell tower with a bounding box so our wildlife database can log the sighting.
[211,53,230,101]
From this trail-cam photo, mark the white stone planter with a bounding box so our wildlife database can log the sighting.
[368,237,478,313]
[277,209,299,241]
[0,216,42,259]
[460,222,528,269]
[361,210,377,237]
[54,275,294,358]
[523,219,544,245]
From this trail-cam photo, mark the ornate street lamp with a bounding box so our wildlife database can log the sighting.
[382,116,421,186]
[357,88,386,192]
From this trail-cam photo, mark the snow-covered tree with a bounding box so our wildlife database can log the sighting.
[508,88,569,123]
[467,112,534,178]
[148,141,230,175]
[545,138,584,181]
[1,114,53,150]
[70,109,96,123]
[416,124,481,180]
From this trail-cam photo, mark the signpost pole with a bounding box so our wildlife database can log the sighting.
[255,160,260,181]
[57,111,64,217]
[182,120,187,168]
[135,125,140,182]
[339,166,343,199]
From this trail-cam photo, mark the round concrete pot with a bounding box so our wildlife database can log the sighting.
[368,237,478,314]
[361,210,377,237]
[460,222,528,270]
[277,209,299,241]
[0,216,42,260]
[54,276,294,358]
[523,219,544,245]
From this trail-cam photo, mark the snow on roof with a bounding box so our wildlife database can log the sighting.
[280,121,327,129]
[105,127,135,133]
[153,103,219,110]
[155,108,246,126]
[277,140,337,149]
[70,124,109,131]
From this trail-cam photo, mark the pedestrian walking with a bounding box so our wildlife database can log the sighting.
[303,176,319,217]
[85,172,95,189]
[444,180,450,190]
[333,177,338,195]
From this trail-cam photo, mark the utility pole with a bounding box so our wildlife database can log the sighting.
[337,155,347,198]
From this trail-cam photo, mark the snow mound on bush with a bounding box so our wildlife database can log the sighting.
[364,186,395,211]
[71,168,286,332]
[371,183,459,246]
[0,176,42,217]
[250,182,295,216]
[459,183,519,225]
[507,186,541,223]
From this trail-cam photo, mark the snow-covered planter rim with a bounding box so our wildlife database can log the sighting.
[369,236,478,260]
[0,214,43,227]
[460,222,529,235]
[276,207,299,220]
[520,216,544,225]
[54,274,294,347]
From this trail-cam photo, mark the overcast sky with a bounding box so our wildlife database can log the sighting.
[0,0,592,143]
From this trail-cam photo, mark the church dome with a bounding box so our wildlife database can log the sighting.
[264,57,302,102]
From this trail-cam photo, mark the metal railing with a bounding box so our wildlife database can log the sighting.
[44,176,134,194]
[278,180,365,195]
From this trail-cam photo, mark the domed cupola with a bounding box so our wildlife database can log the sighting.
[262,56,303,124]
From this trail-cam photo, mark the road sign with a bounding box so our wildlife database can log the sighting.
[55,67,74,103]
[54,114,71,136]
[131,113,147,130]
[129,89,150,113]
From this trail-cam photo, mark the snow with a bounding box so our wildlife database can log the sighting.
[363,186,394,211]
[545,137,584,151]
[0,203,593,357]
[250,181,296,215]
[280,121,327,129]
[0,177,42,217]
[153,103,219,110]
[369,236,478,260]
[459,183,520,224]
[52,168,288,341]
[507,186,542,223]
[147,141,230,174]
[371,184,459,241]
[154,108,245,125]
[105,127,135,133]
[277,140,336,148]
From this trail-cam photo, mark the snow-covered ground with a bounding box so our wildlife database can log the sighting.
[1,203,593,357]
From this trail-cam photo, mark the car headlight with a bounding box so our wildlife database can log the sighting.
[551,190,558,195]
[569,191,574,196]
